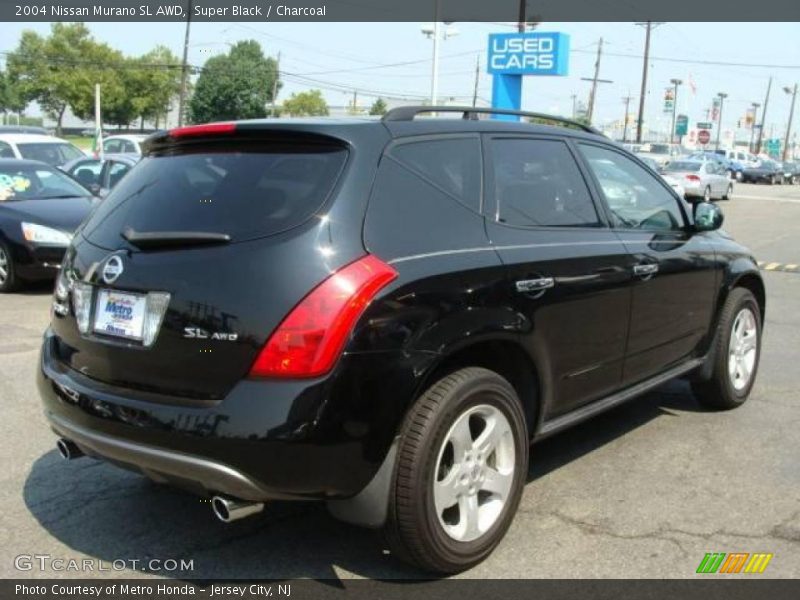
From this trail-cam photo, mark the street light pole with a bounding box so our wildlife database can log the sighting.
[755,77,772,155]
[669,78,682,144]
[782,84,797,162]
[177,0,193,127]
[715,92,728,150]
[749,102,761,153]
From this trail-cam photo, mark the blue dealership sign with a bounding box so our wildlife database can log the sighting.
[487,32,570,76]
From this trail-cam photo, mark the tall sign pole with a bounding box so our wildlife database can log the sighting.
[177,0,193,127]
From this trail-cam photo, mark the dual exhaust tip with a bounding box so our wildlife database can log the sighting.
[56,438,264,523]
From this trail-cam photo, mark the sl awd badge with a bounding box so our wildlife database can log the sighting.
[101,255,124,284]
[184,327,239,341]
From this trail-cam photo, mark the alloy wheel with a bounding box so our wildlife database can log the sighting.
[433,404,515,542]
[0,246,8,286]
[728,307,758,392]
[704,187,711,202]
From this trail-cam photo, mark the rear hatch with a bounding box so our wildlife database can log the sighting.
[51,129,355,400]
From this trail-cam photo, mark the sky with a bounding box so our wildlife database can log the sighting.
[1,21,799,140]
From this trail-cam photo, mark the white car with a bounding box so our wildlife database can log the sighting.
[0,134,86,167]
[102,134,148,155]
[662,159,733,201]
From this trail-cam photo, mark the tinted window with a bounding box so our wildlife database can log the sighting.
[490,138,599,228]
[121,140,137,153]
[106,161,132,188]
[17,142,83,166]
[579,144,685,231]
[104,139,122,153]
[390,137,480,212]
[666,161,701,172]
[82,144,348,249]
[0,164,91,200]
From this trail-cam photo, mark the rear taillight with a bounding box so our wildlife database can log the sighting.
[685,175,701,182]
[168,122,236,138]
[249,255,398,379]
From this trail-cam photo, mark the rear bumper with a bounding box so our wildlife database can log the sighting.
[38,329,426,501]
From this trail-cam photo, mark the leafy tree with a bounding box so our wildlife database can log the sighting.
[369,98,388,116]
[6,24,126,134]
[189,40,280,123]
[282,90,329,117]
[127,46,182,130]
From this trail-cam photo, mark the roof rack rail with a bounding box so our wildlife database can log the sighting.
[382,105,602,135]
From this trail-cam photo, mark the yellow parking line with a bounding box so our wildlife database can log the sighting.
[785,264,798,270]
[763,262,781,271]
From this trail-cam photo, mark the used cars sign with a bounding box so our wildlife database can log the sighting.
[487,32,570,76]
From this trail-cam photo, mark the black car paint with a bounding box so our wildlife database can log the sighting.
[0,159,95,280]
[37,120,764,506]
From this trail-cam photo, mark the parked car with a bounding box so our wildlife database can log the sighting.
[663,159,733,201]
[741,159,784,184]
[714,148,759,171]
[39,108,764,574]
[689,151,744,181]
[636,142,684,168]
[0,134,86,167]
[0,125,49,135]
[778,161,799,185]
[0,159,96,292]
[102,134,148,155]
[61,154,140,197]
[636,155,686,198]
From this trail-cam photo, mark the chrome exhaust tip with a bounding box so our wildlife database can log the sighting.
[56,438,83,460]
[211,496,264,523]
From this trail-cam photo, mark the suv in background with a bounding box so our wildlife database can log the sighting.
[38,108,764,573]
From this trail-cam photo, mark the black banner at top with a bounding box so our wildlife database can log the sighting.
[1,0,800,22]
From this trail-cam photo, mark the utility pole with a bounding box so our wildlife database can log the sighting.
[755,77,772,155]
[669,78,682,144]
[749,102,761,153]
[782,83,797,162]
[635,22,662,143]
[622,95,633,143]
[177,0,193,127]
[352,90,358,114]
[472,54,481,107]
[571,94,577,118]
[271,51,281,117]
[715,92,728,150]
[580,38,612,126]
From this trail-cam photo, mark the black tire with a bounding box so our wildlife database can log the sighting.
[385,367,529,574]
[0,240,19,293]
[722,184,733,200]
[692,288,762,410]
[703,186,712,202]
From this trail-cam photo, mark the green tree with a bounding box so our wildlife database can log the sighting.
[189,40,280,124]
[369,98,388,116]
[6,24,125,134]
[282,90,329,117]
[127,46,182,130]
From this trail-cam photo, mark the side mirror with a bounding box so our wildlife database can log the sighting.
[694,201,724,231]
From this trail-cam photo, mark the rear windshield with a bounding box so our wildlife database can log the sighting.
[665,161,701,172]
[81,144,348,248]
[17,142,84,165]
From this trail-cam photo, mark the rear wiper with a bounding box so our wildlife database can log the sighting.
[122,226,231,249]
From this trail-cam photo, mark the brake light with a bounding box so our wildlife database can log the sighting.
[685,175,701,182]
[249,255,398,378]
[168,122,236,138]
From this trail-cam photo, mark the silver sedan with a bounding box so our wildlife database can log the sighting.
[662,159,734,201]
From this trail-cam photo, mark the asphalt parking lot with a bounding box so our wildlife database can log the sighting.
[0,182,798,580]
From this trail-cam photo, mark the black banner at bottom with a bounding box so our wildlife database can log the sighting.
[3,579,800,600]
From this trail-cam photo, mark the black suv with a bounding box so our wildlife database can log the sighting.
[38,107,765,573]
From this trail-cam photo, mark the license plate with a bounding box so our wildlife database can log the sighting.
[93,289,147,340]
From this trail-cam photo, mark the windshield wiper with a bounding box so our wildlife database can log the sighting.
[122,226,231,249]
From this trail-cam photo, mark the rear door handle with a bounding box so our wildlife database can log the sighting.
[633,264,659,278]
[515,277,555,293]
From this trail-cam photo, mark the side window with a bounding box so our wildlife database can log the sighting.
[107,162,132,188]
[389,137,481,212]
[0,142,15,158]
[122,140,136,153]
[489,138,599,228]
[579,143,685,232]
